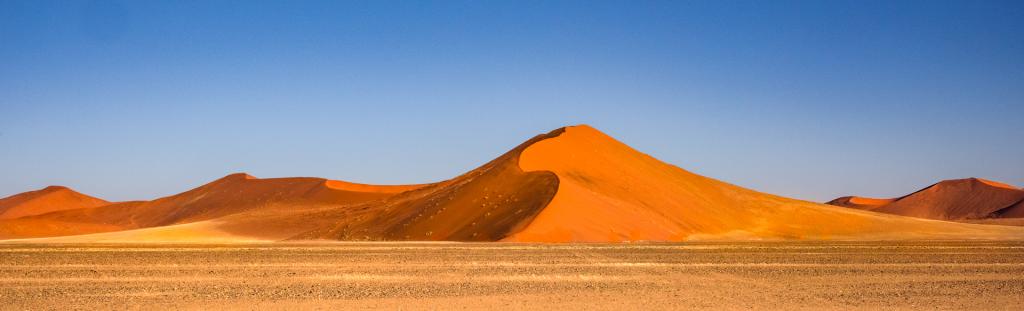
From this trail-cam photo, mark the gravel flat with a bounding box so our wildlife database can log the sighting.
[1,241,1023,310]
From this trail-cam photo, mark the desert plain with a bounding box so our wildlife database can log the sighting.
[2,241,1023,310]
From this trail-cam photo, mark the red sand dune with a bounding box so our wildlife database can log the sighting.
[2,125,1023,242]
[0,186,109,220]
[828,178,1024,222]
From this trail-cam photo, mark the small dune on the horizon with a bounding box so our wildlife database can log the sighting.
[0,186,109,220]
[2,125,1023,243]
[828,178,1024,225]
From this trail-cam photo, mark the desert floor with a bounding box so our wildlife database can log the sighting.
[1,241,1023,310]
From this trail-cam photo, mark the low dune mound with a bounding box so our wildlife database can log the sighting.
[828,178,1024,222]
[0,186,109,220]
[825,196,895,210]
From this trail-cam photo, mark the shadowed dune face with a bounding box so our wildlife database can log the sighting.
[1001,200,1024,218]
[292,130,563,241]
[2,125,1024,243]
[0,186,109,220]
[828,178,1024,222]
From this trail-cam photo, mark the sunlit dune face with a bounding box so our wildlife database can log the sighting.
[511,125,701,242]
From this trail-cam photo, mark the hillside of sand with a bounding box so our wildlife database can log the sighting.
[2,125,1023,243]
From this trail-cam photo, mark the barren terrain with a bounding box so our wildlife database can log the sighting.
[2,241,1023,310]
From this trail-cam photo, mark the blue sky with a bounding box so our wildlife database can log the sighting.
[1,0,1022,202]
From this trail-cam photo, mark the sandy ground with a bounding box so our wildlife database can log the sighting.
[1,241,1023,310]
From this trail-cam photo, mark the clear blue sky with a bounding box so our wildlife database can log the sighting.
[2,0,1022,202]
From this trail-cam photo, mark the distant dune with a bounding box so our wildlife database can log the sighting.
[2,125,1023,243]
[828,178,1024,224]
[0,186,109,220]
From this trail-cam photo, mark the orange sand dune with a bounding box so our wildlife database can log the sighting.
[3,125,1023,243]
[828,178,1024,222]
[503,126,1022,241]
[0,186,109,220]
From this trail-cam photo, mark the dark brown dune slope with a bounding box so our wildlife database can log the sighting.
[828,178,1024,222]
